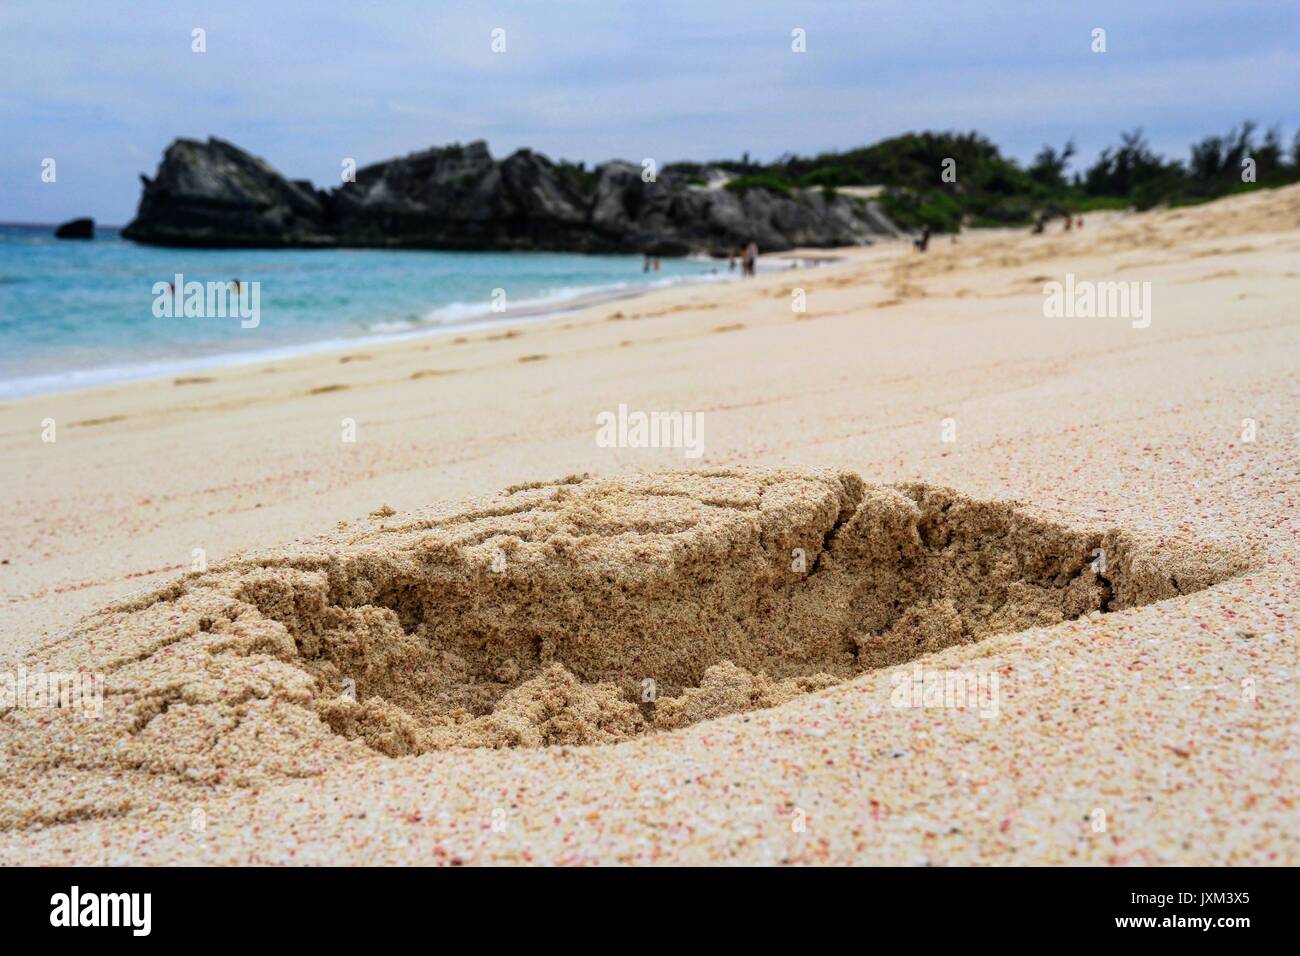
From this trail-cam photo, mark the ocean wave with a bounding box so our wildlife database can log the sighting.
[0,252,733,398]
[360,274,728,335]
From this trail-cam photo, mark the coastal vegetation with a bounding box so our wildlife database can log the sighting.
[700,123,1300,232]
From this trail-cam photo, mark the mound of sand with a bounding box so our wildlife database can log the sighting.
[0,468,1236,829]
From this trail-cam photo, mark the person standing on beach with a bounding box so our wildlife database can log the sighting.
[742,241,758,277]
[913,225,930,252]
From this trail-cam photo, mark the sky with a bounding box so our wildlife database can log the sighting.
[3,0,1298,225]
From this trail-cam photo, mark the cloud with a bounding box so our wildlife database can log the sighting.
[3,0,1297,222]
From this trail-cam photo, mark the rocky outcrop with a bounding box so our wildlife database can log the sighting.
[327,142,598,251]
[123,137,902,254]
[122,139,331,247]
[54,217,94,239]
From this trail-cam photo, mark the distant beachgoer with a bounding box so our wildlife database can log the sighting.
[643,255,650,273]
[1064,216,1073,232]
[1077,217,1084,229]
[1032,214,1046,235]
[652,257,661,272]
[728,250,737,272]
[913,225,931,252]
[742,241,758,277]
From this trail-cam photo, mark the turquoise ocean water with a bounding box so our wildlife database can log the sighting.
[0,225,724,397]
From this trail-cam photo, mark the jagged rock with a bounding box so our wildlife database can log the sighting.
[329,142,595,250]
[123,137,902,254]
[122,139,331,247]
[54,217,94,240]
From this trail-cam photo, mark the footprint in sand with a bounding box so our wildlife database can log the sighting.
[14,469,1240,773]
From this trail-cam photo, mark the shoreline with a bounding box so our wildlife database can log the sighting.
[0,250,837,403]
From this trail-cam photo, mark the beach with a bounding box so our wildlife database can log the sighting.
[1,185,1297,864]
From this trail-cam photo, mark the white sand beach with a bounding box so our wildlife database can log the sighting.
[1,186,1297,864]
